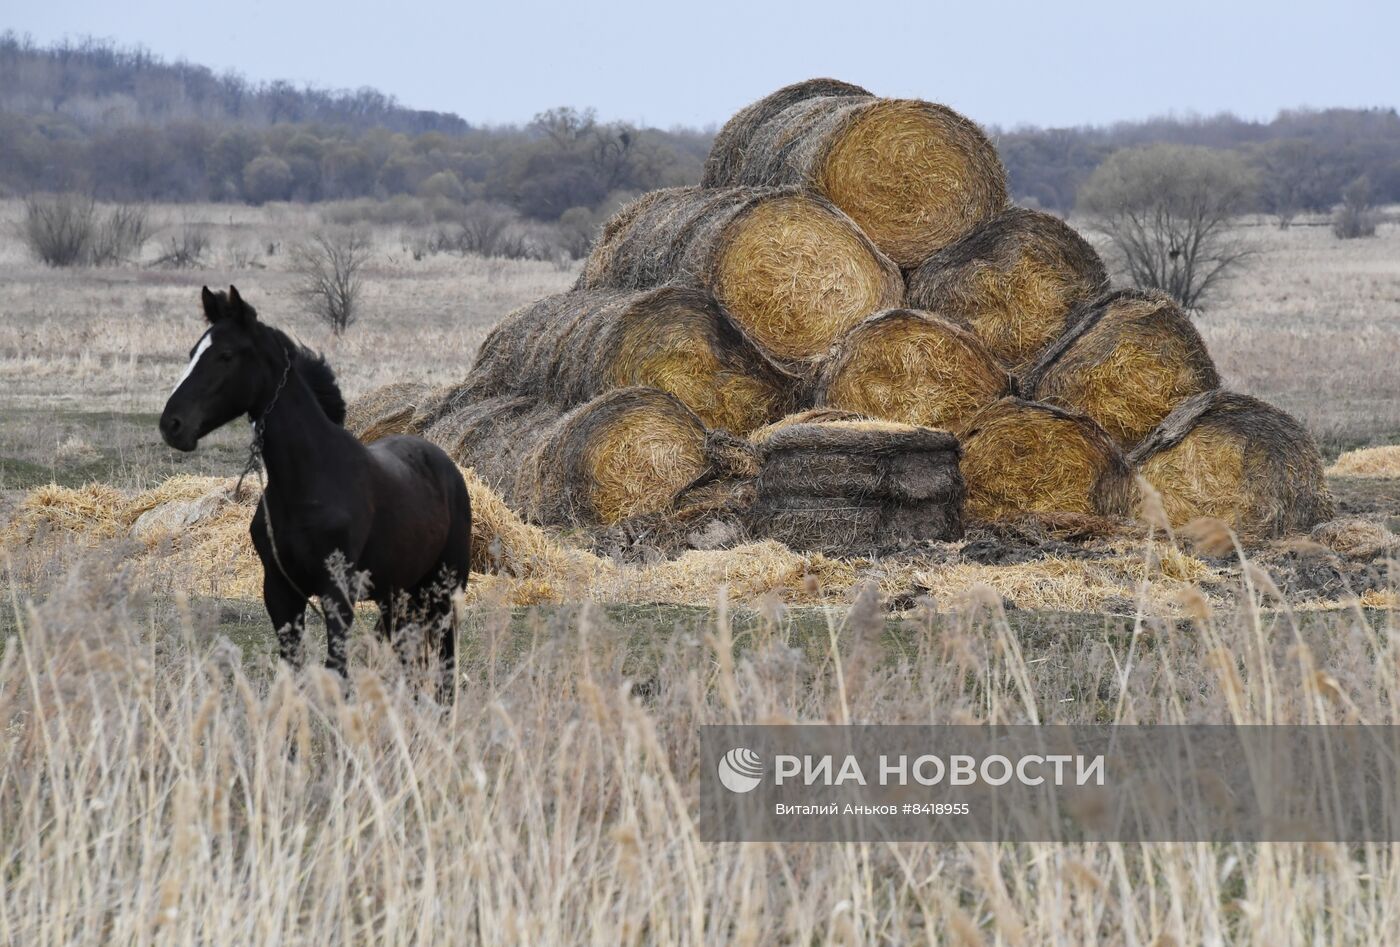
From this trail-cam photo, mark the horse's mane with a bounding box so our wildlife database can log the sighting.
[264,324,347,426]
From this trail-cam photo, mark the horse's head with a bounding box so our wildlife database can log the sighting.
[160,286,281,452]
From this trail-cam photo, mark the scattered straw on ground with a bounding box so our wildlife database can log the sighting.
[915,548,1211,614]
[1327,446,1400,478]
[10,474,1385,615]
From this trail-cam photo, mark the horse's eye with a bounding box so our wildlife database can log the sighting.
[218,350,235,362]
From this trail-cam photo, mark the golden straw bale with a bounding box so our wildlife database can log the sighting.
[904,208,1108,368]
[703,79,1007,266]
[577,186,902,363]
[1023,289,1219,449]
[511,388,712,526]
[959,397,1136,521]
[419,395,566,498]
[815,309,1010,433]
[461,287,793,434]
[1129,390,1335,541]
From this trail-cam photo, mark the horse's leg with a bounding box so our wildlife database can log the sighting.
[319,582,356,679]
[432,580,458,705]
[264,566,308,668]
[429,516,473,704]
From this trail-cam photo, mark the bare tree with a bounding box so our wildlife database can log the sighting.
[1078,145,1256,311]
[292,230,370,334]
[1251,139,1324,229]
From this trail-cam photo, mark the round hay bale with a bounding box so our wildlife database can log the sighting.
[814,309,1011,434]
[749,420,965,553]
[419,395,566,498]
[702,80,1007,267]
[517,387,712,526]
[960,397,1135,521]
[1128,390,1335,540]
[463,287,793,434]
[577,186,903,363]
[1023,289,1219,450]
[904,208,1109,368]
[344,381,433,443]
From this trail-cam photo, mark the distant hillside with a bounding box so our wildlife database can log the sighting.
[995,108,1400,213]
[0,32,468,135]
[0,33,1395,220]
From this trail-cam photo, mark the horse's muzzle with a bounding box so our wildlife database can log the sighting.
[159,410,199,452]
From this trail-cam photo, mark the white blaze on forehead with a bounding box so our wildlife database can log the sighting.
[172,330,213,394]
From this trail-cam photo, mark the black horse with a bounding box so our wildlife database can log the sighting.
[160,286,472,698]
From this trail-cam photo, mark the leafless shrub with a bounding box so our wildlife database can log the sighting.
[1078,145,1256,310]
[410,202,555,261]
[492,228,547,261]
[227,243,260,269]
[292,230,371,334]
[19,194,153,266]
[87,203,152,265]
[1333,176,1379,240]
[19,193,96,266]
[454,201,516,255]
[152,223,211,269]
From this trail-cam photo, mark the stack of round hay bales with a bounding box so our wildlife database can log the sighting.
[462,287,793,435]
[747,418,965,555]
[958,398,1136,522]
[703,79,1007,267]
[345,77,1335,546]
[905,207,1109,369]
[579,185,903,364]
[1022,289,1219,449]
[813,309,1011,434]
[1129,391,1335,540]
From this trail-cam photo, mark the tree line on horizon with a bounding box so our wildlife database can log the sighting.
[1,32,1398,228]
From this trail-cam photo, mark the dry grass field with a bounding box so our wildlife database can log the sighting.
[4,200,1400,943]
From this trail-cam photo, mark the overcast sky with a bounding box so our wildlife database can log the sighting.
[7,0,1397,129]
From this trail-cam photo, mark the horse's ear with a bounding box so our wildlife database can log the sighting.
[227,285,258,325]
[201,286,222,323]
